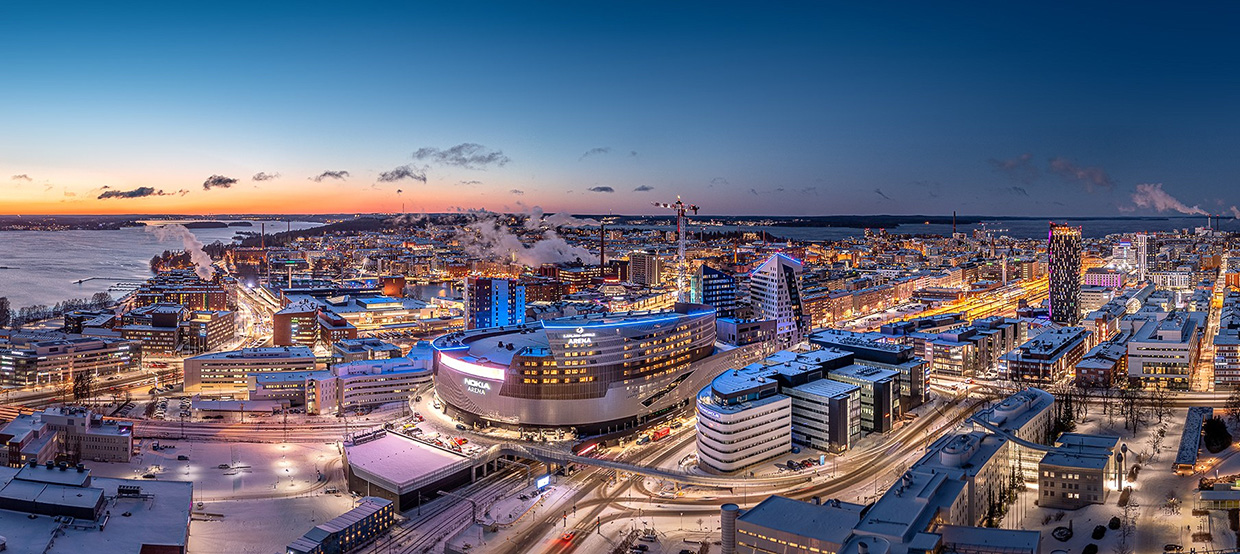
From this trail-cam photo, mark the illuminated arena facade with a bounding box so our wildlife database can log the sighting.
[432,302,723,434]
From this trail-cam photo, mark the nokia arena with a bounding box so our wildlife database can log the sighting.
[433,302,747,435]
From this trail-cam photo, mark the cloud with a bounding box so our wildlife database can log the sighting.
[799,186,818,195]
[460,180,482,186]
[63,189,76,197]
[629,150,638,157]
[11,174,31,182]
[988,153,1038,184]
[98,186,165,199]
[874,188,893,201]
[711,177,730,187]
[1008,186,1030,197]
[412,143,510,169]
[1230,206,1240,219]
[749,188,759,195]
[587,186,615,193]
[1049,157,1114,191]
[510,189,525,195]
[633,185,654,192]
[312,170,350,182]
[377,164,427,183]
[202,175,238,190]
[252,172,281,181]
[1131,183,1207,215]
[579,147,611,161]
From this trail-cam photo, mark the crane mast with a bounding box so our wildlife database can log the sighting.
[652,196,700,302]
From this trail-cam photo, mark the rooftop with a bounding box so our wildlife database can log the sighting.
[738,496,865,547]
[343,432,466,493]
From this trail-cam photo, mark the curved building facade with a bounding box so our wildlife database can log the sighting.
[432,302,721,434]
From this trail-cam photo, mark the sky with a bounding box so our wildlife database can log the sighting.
[3,2,1240,217]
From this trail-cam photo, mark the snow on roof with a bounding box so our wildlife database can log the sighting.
[344,433,467,493]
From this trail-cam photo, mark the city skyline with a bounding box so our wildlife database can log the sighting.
[5,3,1240,216]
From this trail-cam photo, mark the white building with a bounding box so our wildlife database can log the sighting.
[696,369,792,473]
[1126,310,1204,390]
[184,346,317,395]
[749,254,809,346]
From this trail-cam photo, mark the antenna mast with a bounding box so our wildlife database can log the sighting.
[652,196,700,302]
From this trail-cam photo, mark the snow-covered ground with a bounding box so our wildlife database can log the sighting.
[1006,407,1237,554]
[189,493,357,554]
[85,440,345,501]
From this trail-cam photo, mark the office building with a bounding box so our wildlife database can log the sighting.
[1126,310,1204,390]
[1048,223,1082,325]
[999,327,1090,385]
[464,277,526,330]
[750,253,810,346]
[0,333,140,387]
[826,364,898,433]
[274,301,320,347]
[696,367,793,472]
[1082,267,1124,288]
[810,328,932,410]
[0,407,134,464]
[786,379,860,453]
[691,264,738,317]
[332,338,403,364]
[184,346,317,395]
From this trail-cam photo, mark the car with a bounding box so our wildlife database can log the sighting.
[217,464,231,469]
[325,487,339,494]
[631,545,649,552]
[561,531,576,541]
[1165,545,1184,553]
[455,423,468,431]
[141,473,156,479]
[177,455,189,461]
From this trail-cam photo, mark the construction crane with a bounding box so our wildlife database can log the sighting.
[652,196,700,301]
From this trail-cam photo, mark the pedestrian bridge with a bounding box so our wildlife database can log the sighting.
[479,442,814,488]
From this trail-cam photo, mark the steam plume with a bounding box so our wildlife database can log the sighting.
[1131,183,1207,215]
[146,224,217,280]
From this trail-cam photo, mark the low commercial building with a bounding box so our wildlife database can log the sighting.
[1075,339,1128,388]
[1176,407,1213,475]
[184,346,317,395]
[287,496,396,554]
[0,463,192,553]
[716,317,777,347]
[1038,433,1121,510]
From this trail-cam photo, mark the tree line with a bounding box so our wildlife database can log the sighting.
[0,292,115,329]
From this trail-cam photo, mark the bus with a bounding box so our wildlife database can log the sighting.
[651,427,671,442]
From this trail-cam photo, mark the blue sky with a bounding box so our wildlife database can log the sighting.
[2,2,1239,216]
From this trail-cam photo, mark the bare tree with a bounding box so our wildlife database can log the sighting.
[1150,387,1174,424]
[1226,387,1240,424]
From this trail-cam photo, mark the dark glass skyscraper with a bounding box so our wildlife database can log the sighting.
[690,265,738,317]
[1048,223,1082,325]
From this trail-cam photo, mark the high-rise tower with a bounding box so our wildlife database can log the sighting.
[1048,223,1082,325]
[750,253,809,346]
